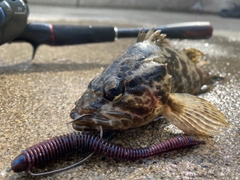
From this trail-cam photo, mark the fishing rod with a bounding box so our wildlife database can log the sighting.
[0,0,213,59]
[14,21,213,59]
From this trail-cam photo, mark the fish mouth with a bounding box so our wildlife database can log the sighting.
[69,112,103,131]
[70,110,132,131]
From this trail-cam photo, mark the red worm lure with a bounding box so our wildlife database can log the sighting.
[8,132,205,175]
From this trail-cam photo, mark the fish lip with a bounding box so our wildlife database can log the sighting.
[70,110,132,131]
[72,124,103,131]
[69,110,109,129]
[70,110,86,120]
[70,112,94,123]
[70,114,111,131]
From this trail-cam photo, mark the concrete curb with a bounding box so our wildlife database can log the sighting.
[28,0,233,13]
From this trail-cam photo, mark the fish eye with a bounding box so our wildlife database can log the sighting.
[103,79,125,101]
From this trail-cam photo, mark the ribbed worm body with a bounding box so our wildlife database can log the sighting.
[10,132,205,173]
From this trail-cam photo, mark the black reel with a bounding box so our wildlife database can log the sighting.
[0,0,29,45]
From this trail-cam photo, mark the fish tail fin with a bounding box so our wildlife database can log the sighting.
[162,93,229,136]
[198,70,226,94]
[182,48,227,93]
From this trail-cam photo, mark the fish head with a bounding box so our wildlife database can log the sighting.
[70,39,172,131]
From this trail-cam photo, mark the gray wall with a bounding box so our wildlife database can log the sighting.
[28,0,234,13]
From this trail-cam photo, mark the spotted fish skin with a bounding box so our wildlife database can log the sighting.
[70,28,228,135]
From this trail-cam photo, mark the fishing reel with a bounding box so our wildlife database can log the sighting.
[0,0,29,45]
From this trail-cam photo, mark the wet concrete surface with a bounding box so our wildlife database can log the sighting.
[1,6,240,180]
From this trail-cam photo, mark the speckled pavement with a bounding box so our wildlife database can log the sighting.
[0,5,240,180]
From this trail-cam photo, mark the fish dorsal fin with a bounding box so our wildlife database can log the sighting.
[182,48,204,63]
[137,28,146,42]
[161,93,229,136]
[137,27,170,46]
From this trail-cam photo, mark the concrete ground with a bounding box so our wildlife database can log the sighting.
[1,5,240,180]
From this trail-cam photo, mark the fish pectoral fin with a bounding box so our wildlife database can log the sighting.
[162,93,229,136]
[182,48,204,64]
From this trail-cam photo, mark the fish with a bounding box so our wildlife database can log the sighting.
[70,28,229,136]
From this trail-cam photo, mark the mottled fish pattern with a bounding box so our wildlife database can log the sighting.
[70,28,229,136]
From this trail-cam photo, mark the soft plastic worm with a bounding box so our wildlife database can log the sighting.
[9,132,205,173]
